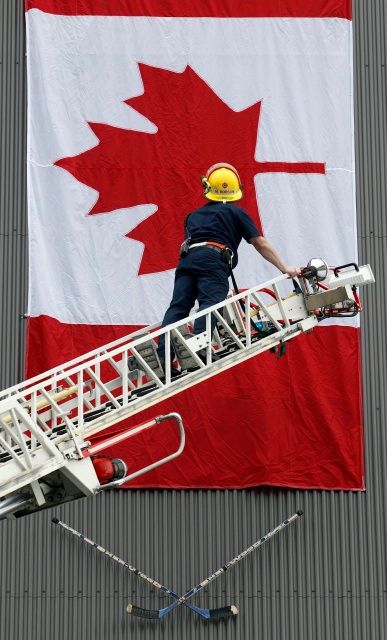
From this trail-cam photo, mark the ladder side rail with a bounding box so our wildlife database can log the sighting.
[1,262,373,509]
[3,333,158,404]
[111,320,309,432]
[0,274,295,440]
[0,323,160,400]
[131,273,290,348]
[0,413,186,514]
[44,375,166,442]
[62,277,295,384]
[60,314,317,442]
[0,273,298,442]
[9,277,295,428]
[2,272,292,403]
[134,273,289,348]
[85,274,290,370]
[4,274,291,404]
[82,321,309,439]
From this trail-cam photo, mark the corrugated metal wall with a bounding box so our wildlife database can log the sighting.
[0,1,28,391]
[0,1,386,638]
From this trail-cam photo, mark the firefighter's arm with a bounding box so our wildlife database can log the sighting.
[250,236,300,278]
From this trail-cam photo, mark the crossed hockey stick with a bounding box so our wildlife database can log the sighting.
[51,517,235,619]
[52,510,303,620]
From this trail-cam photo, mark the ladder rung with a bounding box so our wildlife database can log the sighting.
[0,265,374,505]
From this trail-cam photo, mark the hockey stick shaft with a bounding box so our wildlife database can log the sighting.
[190,511,303,595]
[138,510,303,618]
[51,517,234,619]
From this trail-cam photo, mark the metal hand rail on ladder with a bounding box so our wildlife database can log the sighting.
[0,263,374,516]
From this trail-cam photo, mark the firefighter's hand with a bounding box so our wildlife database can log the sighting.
[283,266,301,278]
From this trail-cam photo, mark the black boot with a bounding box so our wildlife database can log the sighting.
[158,358,181,379]
[197,349,221,364]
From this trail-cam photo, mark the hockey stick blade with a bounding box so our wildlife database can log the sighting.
[126,511,302,620]
[205,605,238,620]
[126,603,162,620]
[52,517,228,620]
[126,602,238,620]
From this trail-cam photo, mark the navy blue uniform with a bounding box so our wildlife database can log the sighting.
[158,201,260,360]
[185,201,259,268]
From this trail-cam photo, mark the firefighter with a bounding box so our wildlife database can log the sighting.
[157,163,300,368]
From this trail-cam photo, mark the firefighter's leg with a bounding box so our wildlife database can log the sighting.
[157,259,197,360]
[193,251,230,336]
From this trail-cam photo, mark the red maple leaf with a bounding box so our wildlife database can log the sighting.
[56,64,324,275]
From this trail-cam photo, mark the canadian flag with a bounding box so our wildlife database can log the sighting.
[25,1,364,490]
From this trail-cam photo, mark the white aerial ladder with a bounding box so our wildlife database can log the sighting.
[0,260,374,519]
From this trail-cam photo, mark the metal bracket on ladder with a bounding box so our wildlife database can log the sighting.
[0,408,185,519]
[0,261,374,519]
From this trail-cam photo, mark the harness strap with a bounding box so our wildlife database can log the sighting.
[189,241,227,250]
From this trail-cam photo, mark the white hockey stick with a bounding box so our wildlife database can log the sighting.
[52,517,236,619]
[127,510,303,619]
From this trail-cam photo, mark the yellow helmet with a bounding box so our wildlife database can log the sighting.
[201,163,243,202]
